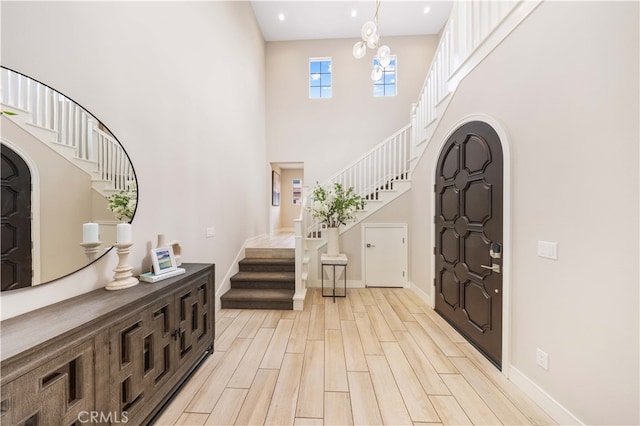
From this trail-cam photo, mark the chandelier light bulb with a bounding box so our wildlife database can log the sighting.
[377,45,391,67]
[371,65,383,81]
[353,41,367,59]
[366,33,379,49]
[361,21,378,41]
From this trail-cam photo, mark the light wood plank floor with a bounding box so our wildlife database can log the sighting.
[155,288,556,426]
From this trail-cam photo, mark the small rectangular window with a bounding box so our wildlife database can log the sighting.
[373,56,396,97]
[310,58,332,99]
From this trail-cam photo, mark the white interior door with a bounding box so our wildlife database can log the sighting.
[363,224,407,288]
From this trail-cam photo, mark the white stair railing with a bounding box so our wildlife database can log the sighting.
[294,0,541,308]
[412,0,533,148]
[303,123,412,239]
[1,67,133,192]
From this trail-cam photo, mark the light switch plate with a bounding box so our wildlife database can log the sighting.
[537,241,557,260]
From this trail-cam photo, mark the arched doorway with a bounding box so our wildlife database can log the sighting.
[1,143,33,290]
[434,120,504,368]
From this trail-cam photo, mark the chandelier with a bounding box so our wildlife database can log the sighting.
[352,0,392,81]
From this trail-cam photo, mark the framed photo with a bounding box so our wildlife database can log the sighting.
[272,170,281,206]
[151,246,177,275]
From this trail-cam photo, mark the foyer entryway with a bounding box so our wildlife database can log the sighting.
[434,121,504,368]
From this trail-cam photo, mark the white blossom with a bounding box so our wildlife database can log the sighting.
[306,182,366,228]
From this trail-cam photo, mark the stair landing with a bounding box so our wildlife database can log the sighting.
[245,230,295,258]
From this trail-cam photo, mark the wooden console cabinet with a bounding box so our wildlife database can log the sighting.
[0,263,214,425]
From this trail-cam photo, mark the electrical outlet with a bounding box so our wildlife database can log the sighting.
[206,227,215,238]
[536,348,548,370]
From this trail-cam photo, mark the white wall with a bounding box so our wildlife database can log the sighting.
[1,1,267,319]
[409,2,639,424]
[279,168,304,229]
[266,35,438,185]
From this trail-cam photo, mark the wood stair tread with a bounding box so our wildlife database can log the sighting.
[221,252,296,310]
[240,257,294,265]
[231,271,294,281]
[221,288,294,302]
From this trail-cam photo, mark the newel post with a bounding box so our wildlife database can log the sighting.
[293,218,305,310]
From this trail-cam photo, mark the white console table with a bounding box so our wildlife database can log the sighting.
[321,253,347,302]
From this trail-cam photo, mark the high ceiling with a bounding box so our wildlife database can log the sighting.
[250,1,453,42]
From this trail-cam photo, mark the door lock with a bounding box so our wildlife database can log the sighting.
[480,263,501,273]
[366,243,375,248]
[490,242,502,259]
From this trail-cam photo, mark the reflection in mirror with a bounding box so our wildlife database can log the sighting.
[1,67,137,291]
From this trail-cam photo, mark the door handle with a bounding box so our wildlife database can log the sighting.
[480,263,501,273]
[366,243,375,248]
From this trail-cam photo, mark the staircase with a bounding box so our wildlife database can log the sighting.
[220,248,295,310]
[292,0,543,310]
[1,67,134,197]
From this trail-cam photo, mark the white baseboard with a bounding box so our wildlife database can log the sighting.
[409,281,433,308]
[508,366,583,425]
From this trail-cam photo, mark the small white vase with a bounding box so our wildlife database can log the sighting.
[327,227,340,256]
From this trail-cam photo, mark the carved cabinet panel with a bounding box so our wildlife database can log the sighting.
[0,264,214,426]
[108,296,175,423]
[107,273,214,424]
[1,341,94,426]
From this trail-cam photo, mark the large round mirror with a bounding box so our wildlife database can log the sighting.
[1,67,137,291]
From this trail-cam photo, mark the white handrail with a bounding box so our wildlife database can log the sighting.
[303,123,412,239]
[412,1,522,147]
[1,67,133,192]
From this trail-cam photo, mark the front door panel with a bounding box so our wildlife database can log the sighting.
[1,144,32,291]
[434,121,503,367]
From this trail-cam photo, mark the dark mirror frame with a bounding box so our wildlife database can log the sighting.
[1,66,138,291]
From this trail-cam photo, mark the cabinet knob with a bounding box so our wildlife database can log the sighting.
[172,328,182,341]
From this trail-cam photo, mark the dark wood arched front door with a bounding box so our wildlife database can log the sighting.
[434,121,503,367]
[1,144,33,291]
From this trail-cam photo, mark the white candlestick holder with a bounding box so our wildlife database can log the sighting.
[80,241,102,261]
[105,242,139,291]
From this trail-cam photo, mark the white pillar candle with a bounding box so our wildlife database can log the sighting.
[82,223,99,243]
[116,223,132,244]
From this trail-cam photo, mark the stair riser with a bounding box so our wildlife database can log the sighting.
[230,280,294,290]
[245,248,294,258]
[239,263,295,273]
[221,299,293,310]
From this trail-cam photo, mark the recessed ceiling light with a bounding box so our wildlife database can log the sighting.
[278,13,285,21]
[351,9,357,18]
[423,6,431,14]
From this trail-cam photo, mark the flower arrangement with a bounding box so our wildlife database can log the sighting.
[107,181,137,222]
[308,182,366,228]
